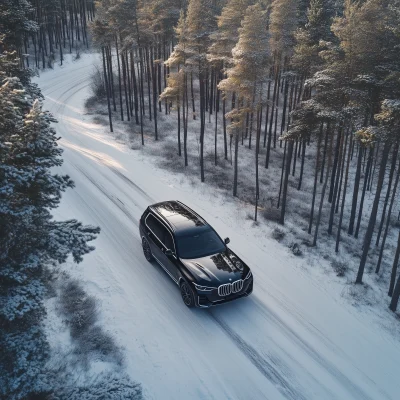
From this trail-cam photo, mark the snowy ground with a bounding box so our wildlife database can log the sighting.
[35,53,400,400]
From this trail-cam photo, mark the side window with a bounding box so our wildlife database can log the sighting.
[163,231,175,252]
[146,214,175,251]
[146,214,164,240]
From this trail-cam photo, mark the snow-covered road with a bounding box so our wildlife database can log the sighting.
[37,54,400,400]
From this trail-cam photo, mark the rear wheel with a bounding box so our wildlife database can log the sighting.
[180,281,195,308]
[142,237,153,261]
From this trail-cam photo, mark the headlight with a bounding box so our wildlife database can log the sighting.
[193,283,215,291]
[245,270,252,280]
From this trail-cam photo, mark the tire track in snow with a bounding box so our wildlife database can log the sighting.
[208,311,307,400]
[72,164,140,227]
[250,297,380,400]
[73,155,309,400]
[64,141,155,205]
[108,167,154,203]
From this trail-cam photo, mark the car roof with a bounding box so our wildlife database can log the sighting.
[149,201,209,235]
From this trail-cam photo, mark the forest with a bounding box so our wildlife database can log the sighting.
[1,0,400,398]
[86,0,400,312]
[0,1,142,399]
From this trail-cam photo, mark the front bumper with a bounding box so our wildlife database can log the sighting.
[194,278,253,308]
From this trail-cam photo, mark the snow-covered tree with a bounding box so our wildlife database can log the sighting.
[0,0,38,51]
[52,371,143,400]
[269,0,299,64]
[219,2,271,196]
[185,0,217,182]
[293,0,336,76]
[0,55,99,398]
[208,0,254,68]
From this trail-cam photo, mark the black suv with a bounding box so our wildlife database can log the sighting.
[139,201,253,308]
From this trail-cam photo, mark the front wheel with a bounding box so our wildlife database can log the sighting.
[142,237,153,262]
[180,281,195,308]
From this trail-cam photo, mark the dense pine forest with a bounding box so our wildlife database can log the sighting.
[0,1,143,399]
[1,0,400,398]
[87,0,400,311]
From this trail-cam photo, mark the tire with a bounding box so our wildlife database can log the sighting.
[180,280,195,308]
[142,237,153,262]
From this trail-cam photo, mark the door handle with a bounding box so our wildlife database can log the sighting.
[147,231,151,236]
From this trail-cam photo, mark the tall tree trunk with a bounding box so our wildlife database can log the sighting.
[356,141,391,284]
[121,52,130,121]
[115,38,124,121]
[320,124,329,183]
[106,46,117,112]
[388,231,400,297]
[183,73,188,166]
[102,47,113,132]
[376,144,399,246]
[255,107,262,221]
[214,87,218,166]
[191,71,196,120]
[336,129,353,252]
[126,51,133,116]
[329,125,343,203]
[376,160,400,273]
[138,48,145,145]
[278,141,287,208]
[199,69,205,182]
[233,130,239,196]
[355,147,373,238]
[145,48,152,121]
[313,130,334,246]
[263,80,271,147]
[223,97,227,160]
[389,244,400,311]
[150,48,158,140]
[298,138,307,190]
[280,81,289,136]
[348,145,363,234]
[309,126,323,234]
[369,142,381,191]
[177,99,181,156]
[328,127,346,234]
[280,140,294,225]
[130,51,139,124]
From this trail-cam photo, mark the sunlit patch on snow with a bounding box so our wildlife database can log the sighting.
[47,96,83,114]
[62,116,127,152]
[61,139,125,170]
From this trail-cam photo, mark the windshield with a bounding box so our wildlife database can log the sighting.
[176,228,225,259]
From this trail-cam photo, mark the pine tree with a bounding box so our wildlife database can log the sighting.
[356,99,400,283]
[219,2,271,198]
[185,0,216,182]
[293,0,335,76]
[0,48,99,397]
[269,0,299,64]
[208,0,254,67]
[163,10,190,163]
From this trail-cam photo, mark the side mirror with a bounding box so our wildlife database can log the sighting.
[224,237,230,245]
[165,249,174,256]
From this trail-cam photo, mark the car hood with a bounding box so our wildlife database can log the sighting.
[180,250,244,284]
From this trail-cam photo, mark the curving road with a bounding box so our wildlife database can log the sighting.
[37,54,400,400]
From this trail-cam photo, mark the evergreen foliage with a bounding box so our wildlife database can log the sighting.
[90,0,400,313]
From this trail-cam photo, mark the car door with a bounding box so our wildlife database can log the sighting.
[160,228,180,282]
[145,214,179,283]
